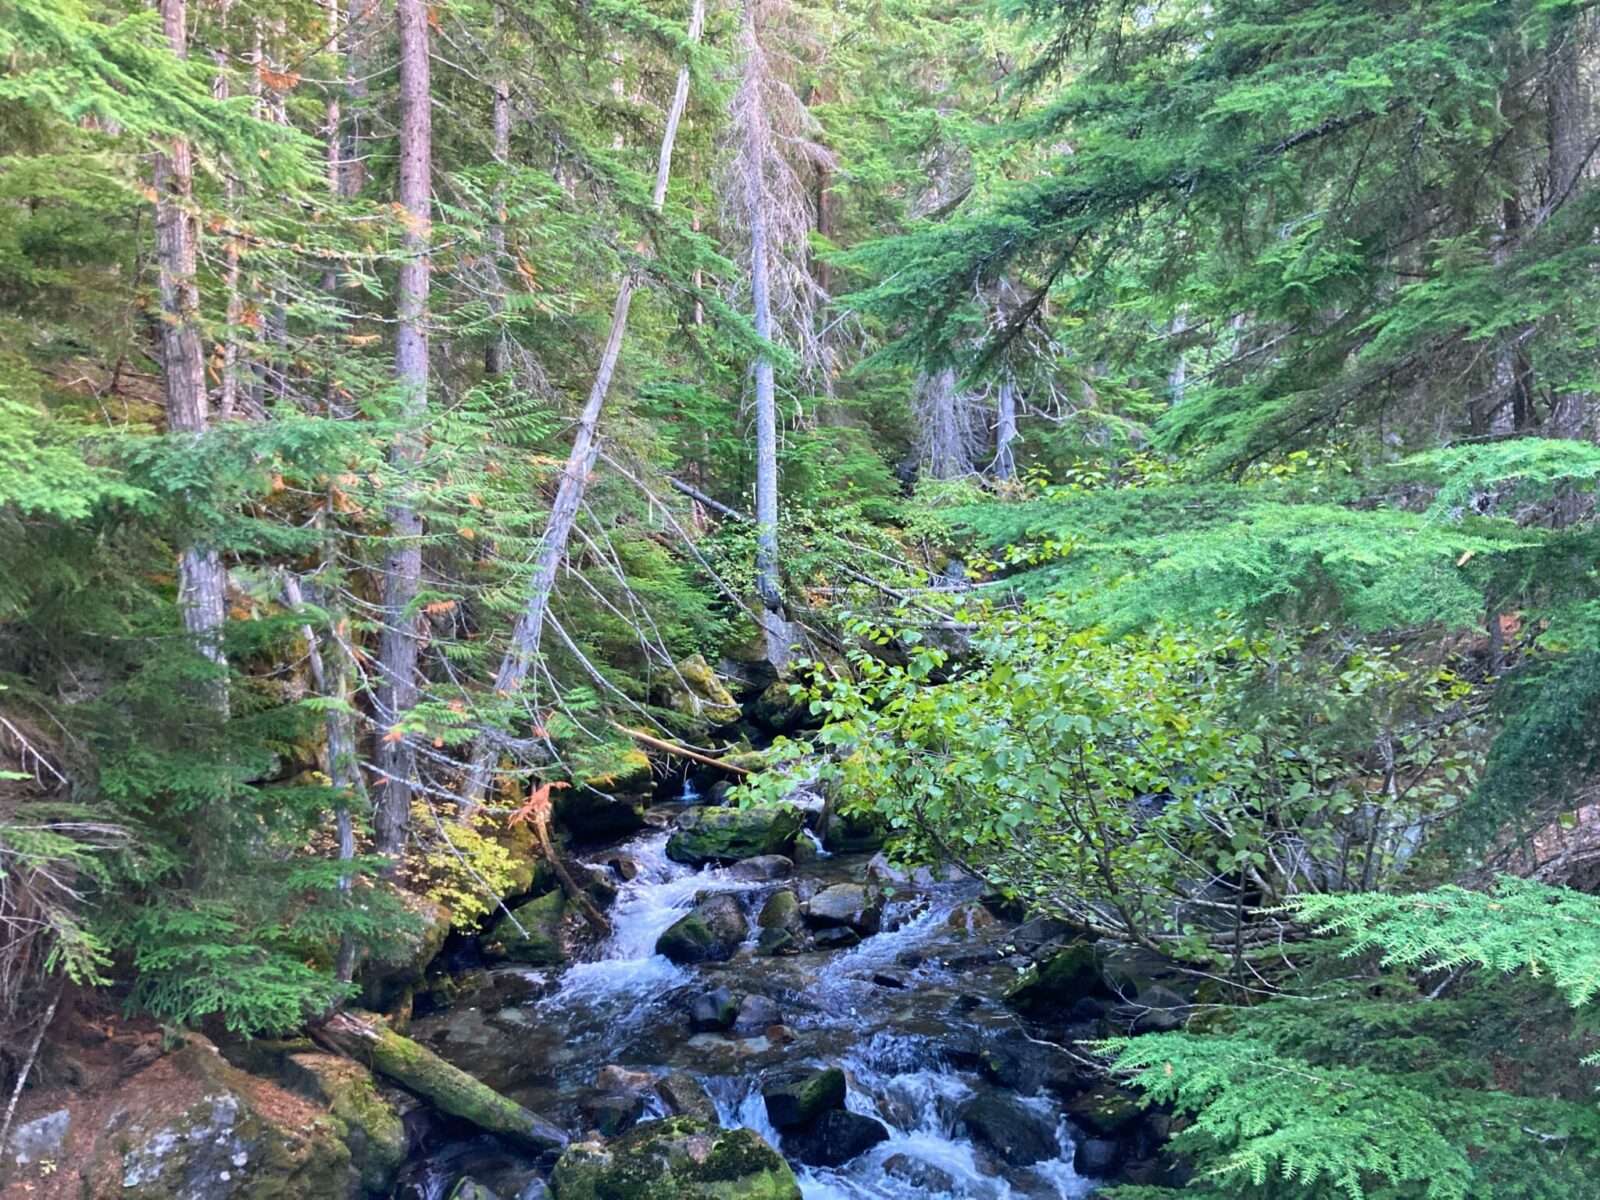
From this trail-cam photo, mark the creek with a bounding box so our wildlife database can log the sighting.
[391,786,1102,1199]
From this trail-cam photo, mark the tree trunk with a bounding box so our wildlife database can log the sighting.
[313,1011,568,1152]
[459,0,705,811]
[156,0,229,710]
[373,0,432,866]
[484,6,512,377]
[992,378,1017,481]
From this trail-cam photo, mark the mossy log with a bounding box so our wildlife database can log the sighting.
[314,1011,568,1153]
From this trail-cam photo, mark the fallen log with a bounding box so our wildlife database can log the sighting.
[313,1010,568,1153]
[612,723,752,776]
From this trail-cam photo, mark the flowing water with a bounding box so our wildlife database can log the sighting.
[397,802,1098,1199]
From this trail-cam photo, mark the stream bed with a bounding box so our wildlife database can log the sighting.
[393,798,1101,1199]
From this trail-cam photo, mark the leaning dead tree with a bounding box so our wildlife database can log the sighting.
[460,0,707,813]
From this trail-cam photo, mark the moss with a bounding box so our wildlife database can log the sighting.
[655,913,715,963]
[550,1119,799,1200]
[665,804,803,865]
[284,1053,404,1195]
[488,889,568,966]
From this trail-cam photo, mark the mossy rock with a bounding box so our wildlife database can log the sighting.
[819,802,887,854]
[359,892,451,1012]
[1004,941,1113,1021]
[283,1053,405,1195]
[488,890,568,966]
[550,1117,800,1200]
[576,747,654,794]
[761,1067,846,1129]
[666,805,803,866]
[654,655,742,728]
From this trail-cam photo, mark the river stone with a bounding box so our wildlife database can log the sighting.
[749,680,807,733]
[783,1110,889,1168]
[1003,941,1112,1022]
[734,993,783,1033]
[804,884,882,935]
[656,1073,720,1124]
[449,1180,502,1200]
[729,855,794,881]
[666,805,804,866]
[550,1117,800,1200]
[976,1034,1085,1098]
[883,1154,957,1192]
[757,890,801,930]
[810,927,860,951]
[1114,983,1188,1034]
[596,1065,655,1095]
[554,788,647,843]
[957,1091,1061,1166]
[756,927,800,956]
[580,1092,647,1138]
[488,890,568,966]
[657,894,748,965]
[688,987,739,1032]
[1074,1135,1125,1175]
[761,1067,846,1129]
[818,800,887,854]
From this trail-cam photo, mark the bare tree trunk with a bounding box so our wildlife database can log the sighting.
[210,1,242,423]
[992,378,1017,481]
[484,6,512,377]
[341,0,369,197]
[459,0,705,812]
[156,0,229,710]
[741,0,783,623]
[373,0,432,866]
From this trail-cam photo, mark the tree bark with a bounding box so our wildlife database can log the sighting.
[156,0,229,710]
[484,6,512,377]
[992,378,1017,481]
[373,0,432,866]
[459,0,705,811]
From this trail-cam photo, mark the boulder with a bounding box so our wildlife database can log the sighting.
[554,789,646,843]
[595,1065,654,1095]
[4,1107,69,1168]
[282,1052,407,1194]
[756,890,801,931]
[1074,1136,1125,1176]
[579,1093,646,1139]
[783,1110,888,1168]
[749,680,807,734]
[756,927,800,956]
[818,800,887,854]
[728,855,794,881]
[653,655,742,728]
[550,1117,800,1200]
[655,1073,720,1125]
[1063,1082,1142,1138]
[761,1067,846,1130]
[449,1180,502,1200]
[1113,983,1189,1034]
[487,890,569,967]
[957,1091,1060,1166]
[358,892,451,1013]
[666,805,803,866]
[804,884,882,936]
[688,988,739,1033]
[1003,942,1113,1022]
[976,1034,1085,1098]
[657,895,748,965]
[733,993,783,1034]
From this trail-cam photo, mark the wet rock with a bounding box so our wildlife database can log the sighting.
[653,654,742,728]
[1064,1082,1143,1138]
[957,1091,1060,1166]
[604,855,640,882]
[804,884,882,936]
[1113,983,1189,1034]
[818,799,887,854]
[766,1024,798,1046]
[1074,1135,1125,1176]
[809,927,860,951]
[883,1154,957,1192]
[865,852,910,886]
[757,927,800,956]
[688,987,740,1032]
[487,890,568,967]
[595,1065,654,1095]
[4,1107,69,1167]
[655,1073,720,1124]
[783,1109,889,1168]
[871,972,907,989]
[666,804,804,866]
[945,900,1000,937]
[977,1034,1085,1098]
[282,1051,407,1194]
[516,1183,553,1200]
[1003,941,1114,1022]
[579,1092,646,1138]
[550,1117,800,1200]
[734,993,784,1033]
[449,1179,502,1200]
[729,854,794,881]
[757,890,801,931]
[657,894,749,965]
[761,1066,846,1130]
